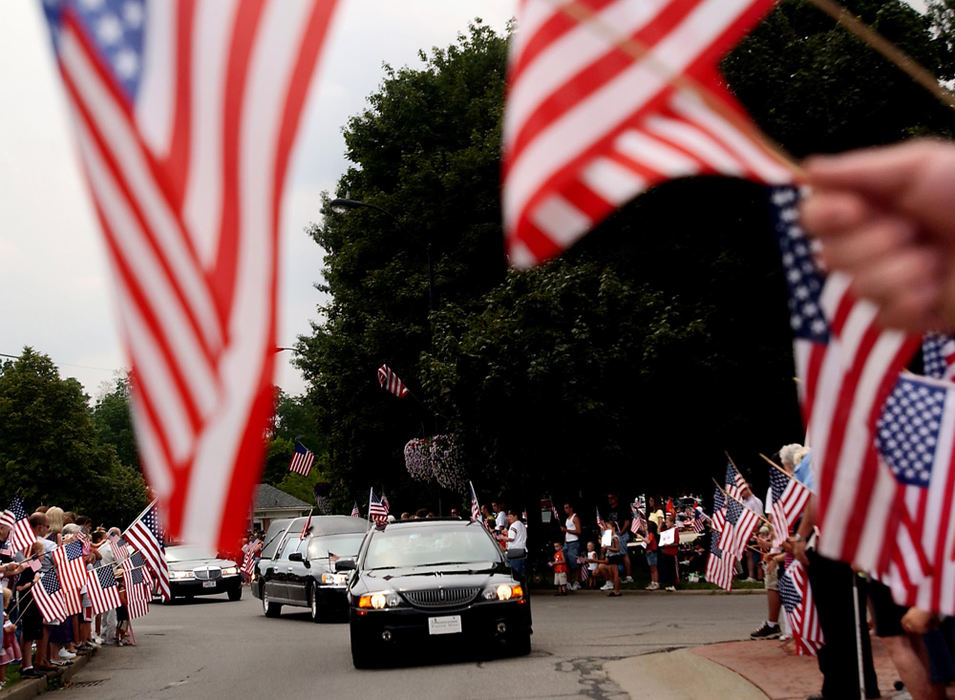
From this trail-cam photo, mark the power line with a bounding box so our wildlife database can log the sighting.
[0,351,121,374]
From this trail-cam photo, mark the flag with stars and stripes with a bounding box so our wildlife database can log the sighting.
[769,186,920,574]
[123,563,151,619]
[33,570,69,624]
[368,489,389,529]
[692,508,708,534]
[469,481,482,523]
[87,565,123,615]
[718,489,760,563]
[377,365,409,398]
[41,0,342,552]
[2,495,36,555]
[289,442,315,477]
[710,486,726,534]
[922,333,955,382]
[501,0,791,269]
[630,505,645,535]
[124,500,170,601]
[704,519,733,591]
[778,559,823,655]
[53,539,87,593]
[350,502,360,518]
[876,375,955,615]
[767,464,811,548]
[109,533,129,564]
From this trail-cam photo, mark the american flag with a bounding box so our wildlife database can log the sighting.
[769,186,920,573]
[692,508,708,534]
[377,365,409,398]
[3,496,36,555]
[300,508,313,539]
[469,481,482,522]
[369,489,388,529]
[87,565,123,615]
[109,533,129,563]
[53,539,87,593]
[501,0,790,268]
[711,486,726,533]
[289,442,315,477]
[768,464,811,548]
[124,501,171,601]
[350,502,360,518]
[630,505,645,535]
[876,375,955,613]
[551,503,561,523]
[241,545,257,577]
[704,519,733,591]
[778,559,824,655]
[42,0,342,552]
[718,489,760,562]
[596,507,606,531]
[922,333,955,382]
[33,570,69,624]
[123,564,151,619]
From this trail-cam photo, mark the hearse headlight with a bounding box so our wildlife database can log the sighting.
[221,567,238,576]
[321,573,348,585]
[358,591,398,609]
[492,583,523,601]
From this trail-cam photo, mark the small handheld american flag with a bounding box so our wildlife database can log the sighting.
[3,495,36,555]
[369,489,389,529]
[350,502,360,518]
[469,481,482,522]
[779,560,824,655]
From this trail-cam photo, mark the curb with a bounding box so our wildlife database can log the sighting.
[0,648,96,700]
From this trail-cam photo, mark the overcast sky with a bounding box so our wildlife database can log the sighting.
[0,1,512,400]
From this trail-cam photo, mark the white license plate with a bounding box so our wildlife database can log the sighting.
[428,615,462,635]
[202,580,216,589]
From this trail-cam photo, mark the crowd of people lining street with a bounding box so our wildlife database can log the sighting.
[0,507,140,689]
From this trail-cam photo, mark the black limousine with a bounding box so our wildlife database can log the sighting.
[347,519,532,668]
[252,515,369,622]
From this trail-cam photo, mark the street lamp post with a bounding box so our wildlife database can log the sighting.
[329,198,435,311]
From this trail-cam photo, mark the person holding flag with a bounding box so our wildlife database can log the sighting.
[560,503,582,591]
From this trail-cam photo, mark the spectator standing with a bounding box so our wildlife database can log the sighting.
[505,511,527,578]
[551,542,568,596]
[560,503,583,591]
[658,513,680,592]
[750,525,784,640]
[647,497,665,531]
[606,493,633,584]
[638,521,660,590]
[1,587,21,690]
[492,502,507,533]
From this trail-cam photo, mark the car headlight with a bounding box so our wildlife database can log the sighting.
[170,570,194,580]
[221,567,238,576]
[488,583,523,601]
[321,573,347,585]
[357,591,399,609]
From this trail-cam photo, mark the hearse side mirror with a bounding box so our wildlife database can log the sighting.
[334,559,356,572]
[288,552,304,562]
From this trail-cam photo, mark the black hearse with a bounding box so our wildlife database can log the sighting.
[252,515,370,622]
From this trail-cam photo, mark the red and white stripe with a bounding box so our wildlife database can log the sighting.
[87,567,123,616]
[502,0,788,268]
[53,0,341,551]
[769,480,811,549]
[782,560,824,656]
[125,522,171,603]
[803,274,920,572]
[53,543,87,595]
[32,575,69,624]
[377,365,409,398]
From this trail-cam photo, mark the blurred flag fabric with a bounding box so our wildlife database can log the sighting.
[768,186,920,575]
[922,334,955,382]
[501,0,790,268]
[41,0,341,551]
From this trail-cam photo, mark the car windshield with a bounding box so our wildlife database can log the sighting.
[363,525,501,570]
[307,534,364,560]
[165,546,216,562]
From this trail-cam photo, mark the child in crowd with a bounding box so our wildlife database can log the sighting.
[552,542,568,596]
[638,522,659,591]
[115,586,130,646]
[0,587,21,689]
[586,542,598,589]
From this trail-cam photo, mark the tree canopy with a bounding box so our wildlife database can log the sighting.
[297,2,955,512]
[0,349,148,526]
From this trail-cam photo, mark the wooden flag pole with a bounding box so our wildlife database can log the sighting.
[808,0,955,111]
[758,453,815,496]
[551,0,806,181]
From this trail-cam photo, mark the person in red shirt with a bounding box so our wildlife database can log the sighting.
[551,542,568,596]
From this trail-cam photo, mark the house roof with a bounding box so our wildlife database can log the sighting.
[254,483,311,510]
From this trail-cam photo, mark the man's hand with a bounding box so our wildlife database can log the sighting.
[801,139,955,331]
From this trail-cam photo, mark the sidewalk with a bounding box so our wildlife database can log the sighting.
[606,637,928,700]
[0,648,97,700]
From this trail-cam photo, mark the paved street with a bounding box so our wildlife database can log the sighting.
[63,589,766,699]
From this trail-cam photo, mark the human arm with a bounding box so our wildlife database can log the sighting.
[785,495,816,567]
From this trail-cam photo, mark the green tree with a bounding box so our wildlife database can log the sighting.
[0,348,147,526]
[91,374,138,470]
[298,4,955,508]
